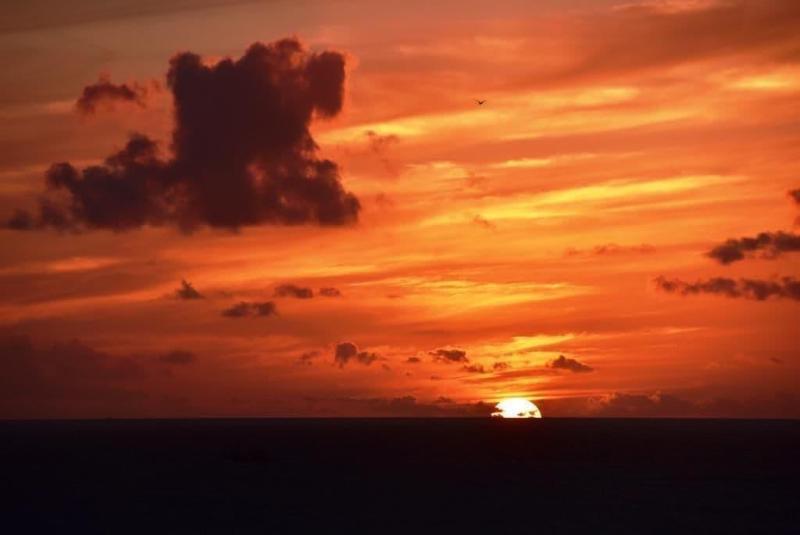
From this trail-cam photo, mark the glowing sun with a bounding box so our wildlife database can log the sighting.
[492,398,542,418]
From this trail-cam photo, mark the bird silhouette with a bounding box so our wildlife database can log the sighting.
[475,99,486,106]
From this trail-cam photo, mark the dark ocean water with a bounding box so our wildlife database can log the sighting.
[1,418,797,533]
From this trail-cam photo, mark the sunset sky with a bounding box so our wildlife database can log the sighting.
[1,0,798,418]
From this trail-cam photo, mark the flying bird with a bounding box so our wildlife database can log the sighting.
[475,99,486,106]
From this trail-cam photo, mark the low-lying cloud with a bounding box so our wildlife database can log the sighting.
[331,395,495,417]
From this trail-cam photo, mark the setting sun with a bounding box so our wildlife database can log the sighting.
[492,398,542,419]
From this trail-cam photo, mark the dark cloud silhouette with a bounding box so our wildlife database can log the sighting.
[158,350,196,365]
[318,287,342,297]
[76,75,151,114]
[221,301,277,318]
[430,348,468,363]
[790,188,800,205]
[334,342,378,367]
[463,364,486,374]
[655,276,800,301]
[273,284,314,299]
[175,279,203,300]
[8,38,360,232]
[549,355,594,373]
[707,231,800,264]
[297,351,321,366]
[406,356,421,364]
[492,361,510,371]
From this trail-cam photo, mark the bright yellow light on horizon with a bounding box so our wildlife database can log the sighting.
[492,398,542,419]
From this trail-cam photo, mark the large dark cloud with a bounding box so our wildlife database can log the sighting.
[221,301,277,318]
[790,189,800,205]
[334,342,378,367]
[273,284,314,299]
[707,231,800,264]
[8,38,360,232]
[429,348,468,363]
[549,355,594,373]
[76,76,150,114]
[655,276,800,301]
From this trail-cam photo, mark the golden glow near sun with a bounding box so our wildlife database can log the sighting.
[492,398,542,419]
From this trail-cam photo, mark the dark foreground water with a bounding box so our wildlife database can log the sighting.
[1,418,797,533]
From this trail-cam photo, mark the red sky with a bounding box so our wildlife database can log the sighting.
[1,0,799,418]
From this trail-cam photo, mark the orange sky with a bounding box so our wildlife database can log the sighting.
[1,0,798,418]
